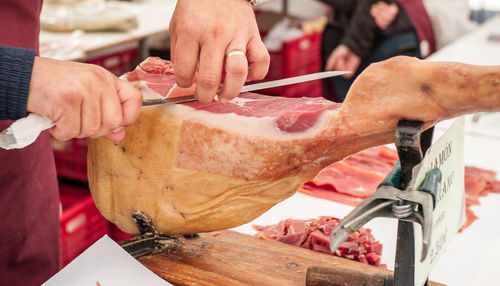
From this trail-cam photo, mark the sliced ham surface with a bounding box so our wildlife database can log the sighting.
[254,216,383,267]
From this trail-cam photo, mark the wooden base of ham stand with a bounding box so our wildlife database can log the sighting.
[138,230,445,286]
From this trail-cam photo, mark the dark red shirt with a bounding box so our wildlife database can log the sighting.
[0,1,60,285]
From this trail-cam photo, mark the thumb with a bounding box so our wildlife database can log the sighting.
[116,79,142,127]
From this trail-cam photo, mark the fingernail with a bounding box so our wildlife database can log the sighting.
[112,127,124,133]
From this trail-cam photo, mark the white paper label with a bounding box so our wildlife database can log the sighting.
[413,118,466,286]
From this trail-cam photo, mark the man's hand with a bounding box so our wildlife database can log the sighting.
[370,1,399,31]
[170,0,270,103]
[325,44,361,79]
[27,57,142,142]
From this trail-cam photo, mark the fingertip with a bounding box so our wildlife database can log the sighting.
[194,91,214,104]
[175,74,195,88]
[49,128,70,142]
[117,80,142,126]
[246,37,270,81]
[118,80,142,102]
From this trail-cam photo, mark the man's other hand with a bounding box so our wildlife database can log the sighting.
[370,1,399,31]
[170,0,270,103]
[325,44,361,79]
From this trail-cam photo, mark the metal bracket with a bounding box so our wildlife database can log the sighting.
[119,212,180,258]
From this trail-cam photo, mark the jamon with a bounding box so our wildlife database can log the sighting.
[89,58,350,235]
[88,56,500,235]
[254,217,383,267]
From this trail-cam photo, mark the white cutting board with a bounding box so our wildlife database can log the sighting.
[43,235,173,286]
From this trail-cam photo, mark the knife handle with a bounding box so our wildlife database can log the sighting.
[0,113,55,150]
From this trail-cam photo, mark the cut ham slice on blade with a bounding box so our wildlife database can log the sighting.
[254,217,384,267]
[122,57,196,100]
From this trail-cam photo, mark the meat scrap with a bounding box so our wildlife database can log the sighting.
[254,217,384,267]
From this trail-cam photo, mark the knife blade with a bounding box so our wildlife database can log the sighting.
[0,70,349,150]
[142,70,350,106]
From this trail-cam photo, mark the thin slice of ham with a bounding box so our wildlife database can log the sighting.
[122,57,196,99]
[459,166,500,232]
[299,148,499,231]
[298,146,398,205]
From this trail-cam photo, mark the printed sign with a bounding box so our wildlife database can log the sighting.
[413,118,465,286]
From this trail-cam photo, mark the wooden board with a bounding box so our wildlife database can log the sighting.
[138,230,445,286]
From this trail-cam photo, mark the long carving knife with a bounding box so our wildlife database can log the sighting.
[0,70,349,150]
[142,70,350,106]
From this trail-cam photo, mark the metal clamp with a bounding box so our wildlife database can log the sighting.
[119,212,180,258]
[328,165,441,261]
[329,119,439,286]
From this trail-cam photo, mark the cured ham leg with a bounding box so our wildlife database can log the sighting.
[88,56,500,235]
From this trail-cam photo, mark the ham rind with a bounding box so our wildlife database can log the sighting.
[254,217,383,267]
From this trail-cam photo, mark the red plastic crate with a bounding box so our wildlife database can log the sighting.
[262,32,323,98]
[87,47,139,76]
[52,138,88,182]
[59,184,109,266]
[109,223,135,242]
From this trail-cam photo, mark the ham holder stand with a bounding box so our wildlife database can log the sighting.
[321,120,439,286]
[114,120,445,286]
